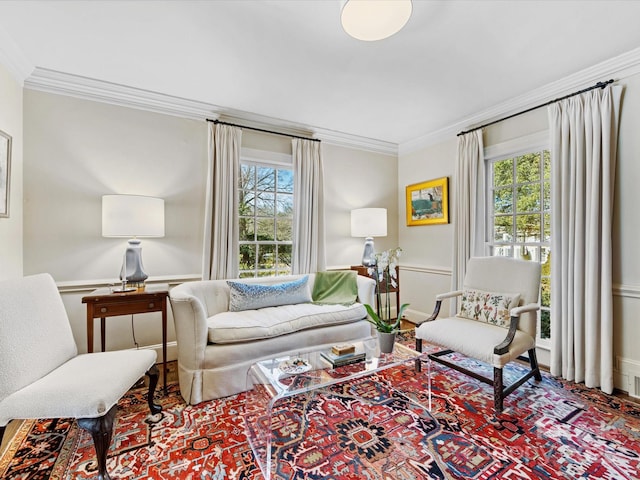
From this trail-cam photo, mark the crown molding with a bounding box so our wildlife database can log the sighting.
[23,67,398,156]
[399,46,640,156]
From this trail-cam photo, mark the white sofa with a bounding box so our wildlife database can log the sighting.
[169,273,376,404]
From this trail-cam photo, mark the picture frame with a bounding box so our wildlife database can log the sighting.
[406,176,449,226]
[0,129,11,218]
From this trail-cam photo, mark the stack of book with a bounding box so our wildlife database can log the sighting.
[321,343,365,367]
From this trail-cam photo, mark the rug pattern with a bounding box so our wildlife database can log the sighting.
[1,341,640,479]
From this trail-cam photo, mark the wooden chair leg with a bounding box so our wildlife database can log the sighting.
[528,349,542,381]
[415,338,423,372]
[77,405,117,480]
[493,367,504,414]
[146,365,162,415]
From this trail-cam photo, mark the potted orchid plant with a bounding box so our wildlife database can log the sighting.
[364,247,409,352]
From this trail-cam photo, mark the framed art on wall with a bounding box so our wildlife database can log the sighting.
[406,176,449,226]
[0,129,11,218]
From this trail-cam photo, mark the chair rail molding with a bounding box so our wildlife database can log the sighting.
[56,274,201,294]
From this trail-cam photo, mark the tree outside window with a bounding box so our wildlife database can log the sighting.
[239,163,293,277]
[489,150,551,340]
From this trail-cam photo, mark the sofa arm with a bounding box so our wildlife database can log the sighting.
[356,275,376,307]
[169,289,209,371]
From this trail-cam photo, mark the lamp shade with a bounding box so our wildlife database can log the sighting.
[341,0,412,42]
[102,195,165,238]
[351,208,387,238]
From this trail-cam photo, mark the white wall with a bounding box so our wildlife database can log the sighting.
[0,63,23,280]
[398,74,640,392]
[22,90,398,357]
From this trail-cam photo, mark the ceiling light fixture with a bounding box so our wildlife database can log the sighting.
[341,0,412,42]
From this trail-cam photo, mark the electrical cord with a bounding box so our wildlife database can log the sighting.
[131,315,139,349]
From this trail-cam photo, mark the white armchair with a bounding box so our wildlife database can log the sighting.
[415,256,542,413]
[0,274,162,480]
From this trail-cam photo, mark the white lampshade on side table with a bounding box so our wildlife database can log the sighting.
[102,195,164,290]
[351,208,387,266]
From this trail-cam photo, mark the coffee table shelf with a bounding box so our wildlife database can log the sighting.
[243,337,422,479]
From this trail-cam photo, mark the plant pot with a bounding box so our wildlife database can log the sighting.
[377,331,397,354]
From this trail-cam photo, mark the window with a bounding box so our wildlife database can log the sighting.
[487,148,551,341]
[238,159,293,278]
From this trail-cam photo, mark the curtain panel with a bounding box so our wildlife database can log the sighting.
[451,129,485,313]
[291,138,326,274]
[548,85,622,394]
[202,123,242,280]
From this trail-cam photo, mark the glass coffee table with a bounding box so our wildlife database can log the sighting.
[243,337,423,479]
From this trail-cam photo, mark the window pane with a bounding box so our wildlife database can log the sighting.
[241,164,255,190]
[543,150,551,180]
[278,169,294,193]
[257,218,275,240]
[494,159,513,187]
[541,277,551,308]
[516,153,540,183]
[240,190,255,216]
[277,193,293,215]
[516,184,541,212]
[258,244,275,270]
[494,215,513,242]
[516,214,540,242]
[239,217,255,241]
[541,247,551,275]
[543,181,551,211]
[517,245,539,262]
[256,192,275,216]
[239,244,256,271]
[493,245,512,257]
[278,244,292,271]
[494,187,513,214]
[257,167,276,191]
[543,213,551,242]
[276,217,292,241]
[540,309,551,339]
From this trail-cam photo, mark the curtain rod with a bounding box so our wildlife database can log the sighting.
[457,79,615,137]
[206,118,321,143]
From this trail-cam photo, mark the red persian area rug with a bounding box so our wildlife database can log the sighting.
[1,342,640,479]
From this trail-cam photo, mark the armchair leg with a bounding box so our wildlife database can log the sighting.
[415,338,423,372]
[77,405,117,480]
[494,367,504,414]
[528,349,542,381]
[146,365,162,415]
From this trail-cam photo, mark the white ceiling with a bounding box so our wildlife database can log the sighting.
[1,0,640,149]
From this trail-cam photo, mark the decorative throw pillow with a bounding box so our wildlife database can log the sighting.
[227,276,311,312]
[456,288,521,328]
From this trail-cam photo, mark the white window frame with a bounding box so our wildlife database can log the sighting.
[239,148,294,278]
[484,131,551,349]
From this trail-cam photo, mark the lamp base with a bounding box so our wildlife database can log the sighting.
[361,237,377,267]
[120,238,149,285]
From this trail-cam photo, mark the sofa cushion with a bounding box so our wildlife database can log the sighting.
[227,276,311,312]
[207,302,367,344]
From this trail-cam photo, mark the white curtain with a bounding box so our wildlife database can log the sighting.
[451,129,485,313]
[291,138,326,274]
[202,122,242,280]
[549,85,622,394]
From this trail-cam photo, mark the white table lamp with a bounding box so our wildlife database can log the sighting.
[351,208,387,266]
[102,194,165,291]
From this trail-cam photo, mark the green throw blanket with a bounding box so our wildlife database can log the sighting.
[312,270,358,305]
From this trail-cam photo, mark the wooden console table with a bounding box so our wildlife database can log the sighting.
[82,284,169,393]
